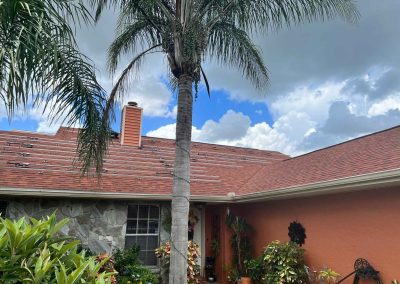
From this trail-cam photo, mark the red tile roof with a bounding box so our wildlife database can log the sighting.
[0,126,399,200]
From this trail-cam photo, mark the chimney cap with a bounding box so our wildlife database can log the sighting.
[127,101,138,107]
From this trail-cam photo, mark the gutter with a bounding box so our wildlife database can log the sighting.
[1,168,400,203]
[234,168,400,203]
[0,187,229,203]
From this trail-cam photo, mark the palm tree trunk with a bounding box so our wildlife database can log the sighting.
[169,74,193,284]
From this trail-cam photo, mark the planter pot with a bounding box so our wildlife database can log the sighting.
[240,276,252,284]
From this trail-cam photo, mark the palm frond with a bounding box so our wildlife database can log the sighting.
[108,19,161,73]
[107,44,162,112]
[0,0,111,174]
[200,66,211,97]
[208,21,269,89]
[203,0,359,32]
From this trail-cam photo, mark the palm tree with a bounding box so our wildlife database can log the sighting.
[91,1,358,283]
[0,0,111,173]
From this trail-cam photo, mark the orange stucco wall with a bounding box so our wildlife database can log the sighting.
[205,187,400,283]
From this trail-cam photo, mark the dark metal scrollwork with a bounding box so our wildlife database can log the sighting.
[337,258,382,284]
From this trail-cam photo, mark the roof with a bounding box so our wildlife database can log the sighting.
[0,127,287,200]
[239,126,400,197]
[0,126,399,202]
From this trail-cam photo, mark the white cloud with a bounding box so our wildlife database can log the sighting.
[147,123,176,139]
[270,82,345,123]
[368,95,400,116]
[119,79,176,118]
[147,109,316,156]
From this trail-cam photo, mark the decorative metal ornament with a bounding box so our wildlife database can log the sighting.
[288,221,306,246]
[337,258,382,284]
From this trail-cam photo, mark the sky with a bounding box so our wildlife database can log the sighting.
[1,0,400,157]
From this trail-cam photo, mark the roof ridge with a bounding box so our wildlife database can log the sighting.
[289,125,400,161]
[143,135,288,155]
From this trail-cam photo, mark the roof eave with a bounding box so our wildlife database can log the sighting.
[0,187,229,203]
[234,168,400,203]
[1,168,399,203]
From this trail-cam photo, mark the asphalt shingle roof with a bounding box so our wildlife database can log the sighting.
[0,126,399,199]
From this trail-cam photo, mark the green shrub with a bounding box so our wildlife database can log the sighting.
[262,240,308,284]
[113,246,141,277]
[244,258,265,283]
[0,213,115,283]
[113,246,158,284]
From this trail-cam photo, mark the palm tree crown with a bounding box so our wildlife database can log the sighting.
[93,0,358,104]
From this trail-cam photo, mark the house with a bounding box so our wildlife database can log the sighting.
[0,102,399,283]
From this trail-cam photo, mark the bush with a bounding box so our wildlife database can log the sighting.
[262,240,308,284]
[0,213,115,283]
[155,240,200,284]
[113,246,158,284]
[244,258,265,283]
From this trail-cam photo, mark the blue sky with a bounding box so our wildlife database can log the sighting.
[1,0,400,156]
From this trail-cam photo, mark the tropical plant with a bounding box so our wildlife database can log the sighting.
[155,240,200,284]
[225,212,252,276]
[0,213,115,283]
[112,246,158,284]
[96,253,118,284]
[262,240,308,284]
[0,0,111,173]
[88,1,358,282]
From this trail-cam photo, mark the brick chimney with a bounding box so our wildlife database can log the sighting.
[120,102,143,147]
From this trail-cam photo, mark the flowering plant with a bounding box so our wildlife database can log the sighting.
[155,240,200,283]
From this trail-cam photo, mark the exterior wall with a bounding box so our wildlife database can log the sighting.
[206,187,400,283]
[204,205,232,282]
[6,198,171,256]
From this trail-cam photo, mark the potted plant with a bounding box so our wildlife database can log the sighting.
[225,212,252,283]
[241,260,252,284]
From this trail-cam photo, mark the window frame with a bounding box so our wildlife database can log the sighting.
[125,204,161,267]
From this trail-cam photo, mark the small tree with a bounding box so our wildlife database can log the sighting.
[225,212,252,276]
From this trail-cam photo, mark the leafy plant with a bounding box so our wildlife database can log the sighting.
[262,241,308,284]
[318,267,341,284]
[211,239,220,258]
[0,213,115,283]
[226,267,240,283]
[225,212,252,276]
[113,246,158,284]
[155,240,200,284]
[96,253,117,284]
[308,267,341,284]
[243,258,265,283]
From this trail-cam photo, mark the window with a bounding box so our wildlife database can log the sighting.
[125,204,160,266]
[0,201,7,218]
